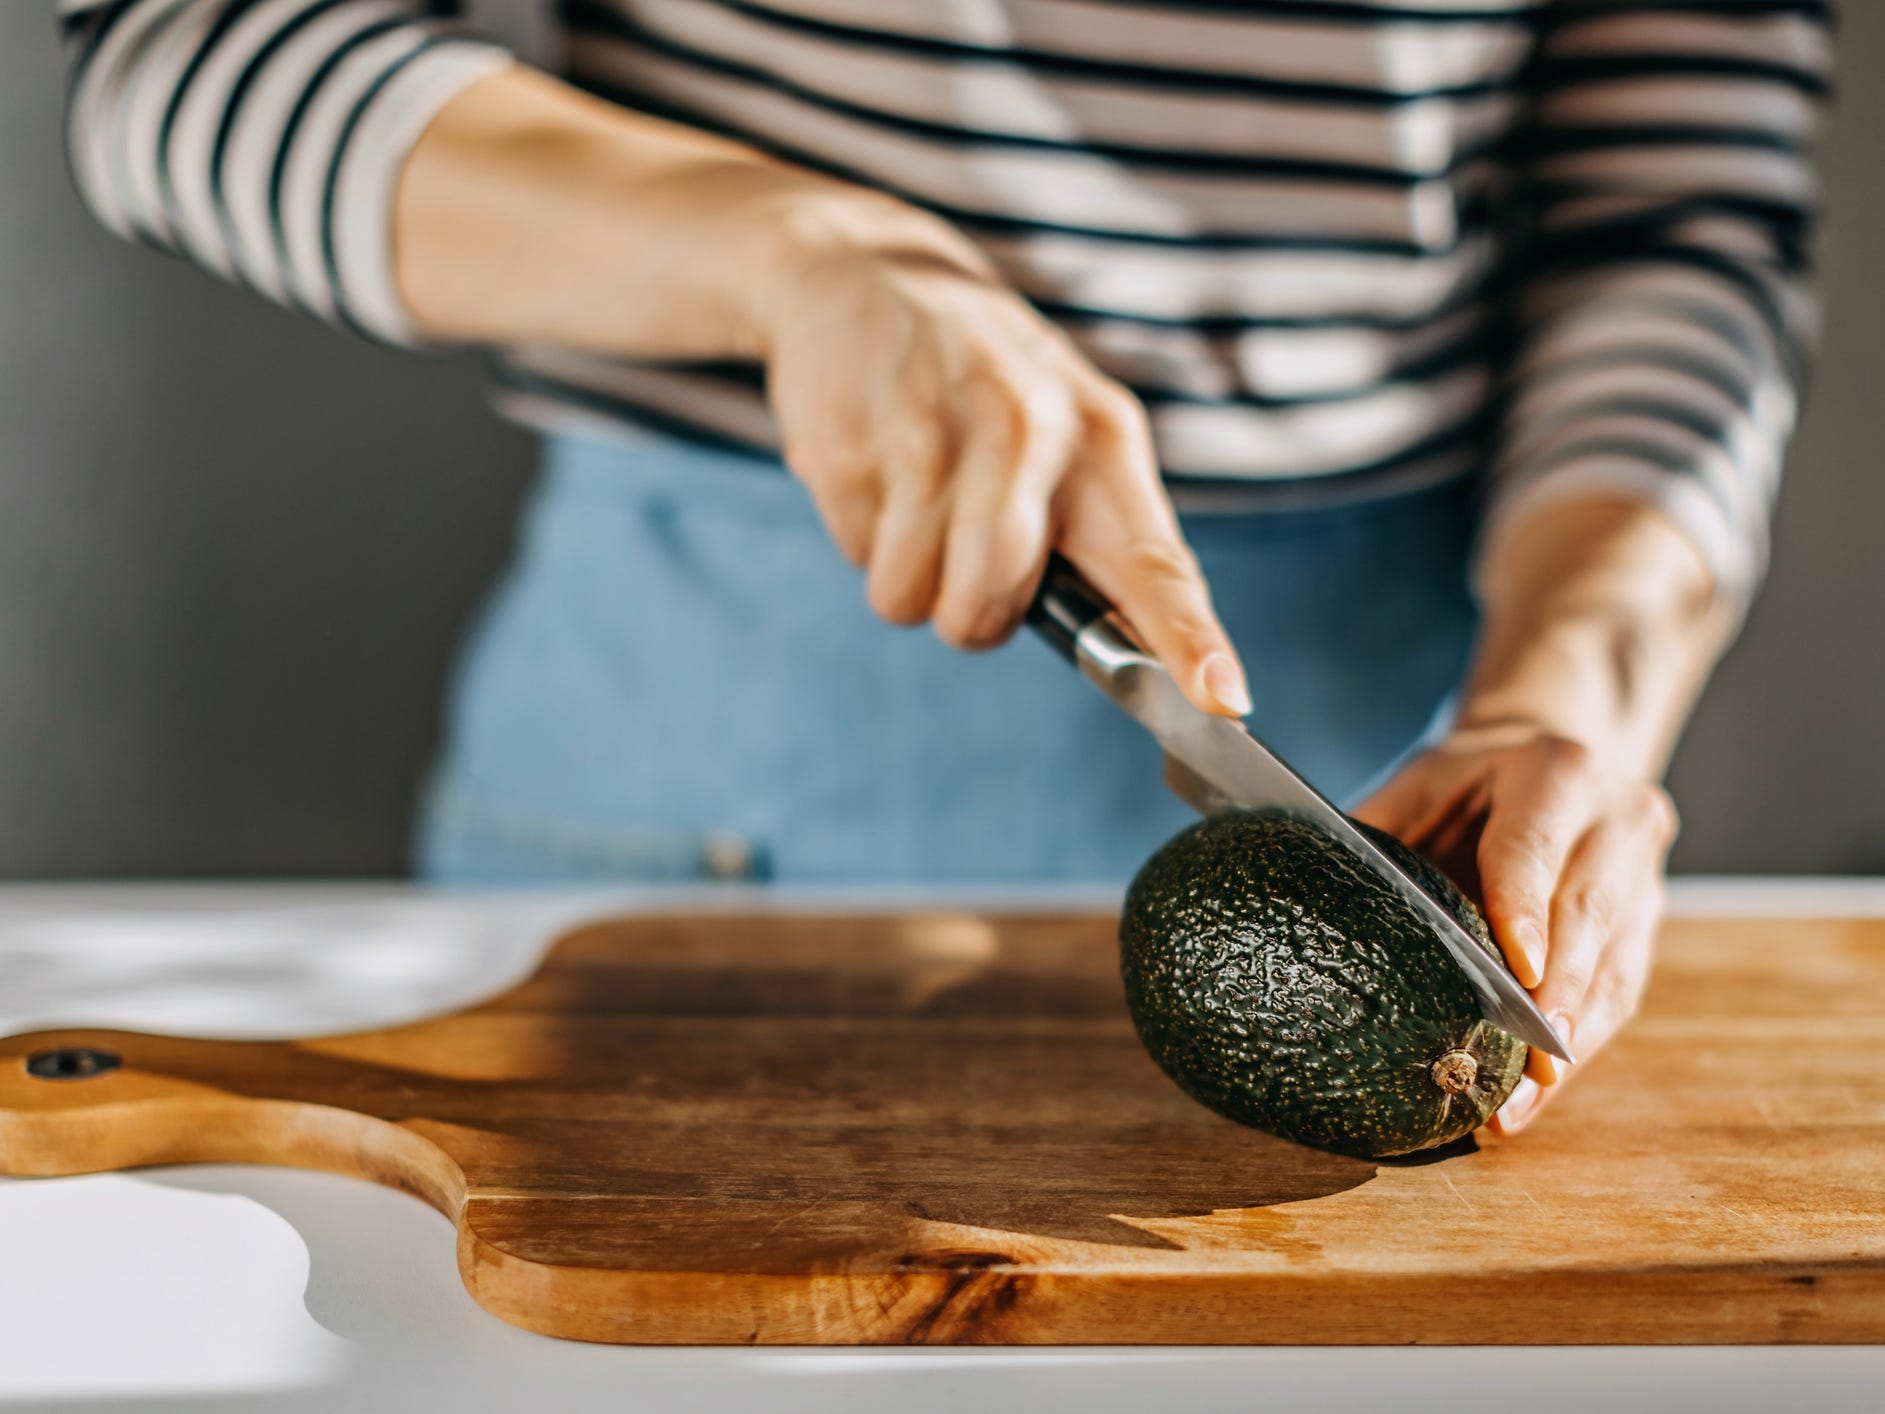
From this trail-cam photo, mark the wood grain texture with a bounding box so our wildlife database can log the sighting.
[2,911,1883,1344]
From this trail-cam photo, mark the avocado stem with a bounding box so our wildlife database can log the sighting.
[1431,1049,1479,1095]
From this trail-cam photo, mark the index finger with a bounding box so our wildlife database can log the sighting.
[1475,751,1601,991]
[1057,415,1248,719]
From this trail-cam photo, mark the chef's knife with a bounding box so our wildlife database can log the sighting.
[1026,554,1574,1062]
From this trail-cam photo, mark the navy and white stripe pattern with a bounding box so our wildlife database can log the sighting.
[59,0,508,341]
[1480,3,1826,591]
[61,1,1829,594]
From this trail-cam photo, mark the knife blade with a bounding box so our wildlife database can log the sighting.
[1026,554,1574,1063]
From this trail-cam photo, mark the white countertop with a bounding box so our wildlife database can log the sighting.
[2,880,1882,1413]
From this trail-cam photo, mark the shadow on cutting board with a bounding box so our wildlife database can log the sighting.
[3,911,1388,1262]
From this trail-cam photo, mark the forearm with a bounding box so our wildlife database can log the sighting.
[390,66,984,360]
[1458,500,1737,781]
[1464,4,1827,770]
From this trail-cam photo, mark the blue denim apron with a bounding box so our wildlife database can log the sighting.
[417,432,1479,884]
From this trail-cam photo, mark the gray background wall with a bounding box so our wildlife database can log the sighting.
[1,4,1878,879]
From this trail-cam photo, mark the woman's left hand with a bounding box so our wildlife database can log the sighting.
[1352,721,1679,1136]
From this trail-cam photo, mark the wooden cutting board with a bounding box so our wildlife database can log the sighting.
[2,911,1882,1344]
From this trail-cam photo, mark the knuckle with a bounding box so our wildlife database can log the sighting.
[985,500,1049,579]
[1640,786,1680,842]
[959,375,1016,448]
[964,377,1078,489]
[1013,389,1080,472]
[1019,381,1078,435]
[1083,378,1151,438]
[1540,734,1596,775]
[1564,879,1618,941]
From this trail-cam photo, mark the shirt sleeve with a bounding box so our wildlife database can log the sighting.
[57,0,512,346]
[1480,1,1832,606]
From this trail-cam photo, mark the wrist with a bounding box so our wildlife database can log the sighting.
[1459,499,1733,778]
[1452,609,1669,773]
[744,183,997,356]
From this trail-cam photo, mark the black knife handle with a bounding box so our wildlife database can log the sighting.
[1025,553,1113,666]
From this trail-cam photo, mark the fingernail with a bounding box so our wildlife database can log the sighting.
[1201,653,1252,717]
[1513,922,1546,988]
[1495,1077,1542,1134]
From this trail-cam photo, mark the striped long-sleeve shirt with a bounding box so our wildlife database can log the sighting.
[58,0,1831,598]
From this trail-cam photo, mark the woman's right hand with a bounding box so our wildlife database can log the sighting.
[755,191,1250,719]
[395,70,1245,715]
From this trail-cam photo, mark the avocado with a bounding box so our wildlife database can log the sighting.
[1119,809,1526,1159]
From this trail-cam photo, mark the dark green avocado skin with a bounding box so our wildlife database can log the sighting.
[1120,809,1527,1159]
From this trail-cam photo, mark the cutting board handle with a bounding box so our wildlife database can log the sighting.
[0,1028,467,1217]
